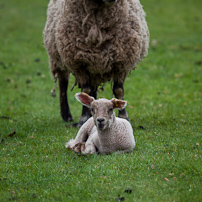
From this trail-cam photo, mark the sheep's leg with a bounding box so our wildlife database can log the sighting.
[77,83,97,127]
[58,71,74,122]
[113,81,129,120]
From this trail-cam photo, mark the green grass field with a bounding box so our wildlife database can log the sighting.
[0,0,202,201]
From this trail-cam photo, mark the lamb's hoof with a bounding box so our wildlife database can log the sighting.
[73,143,82,153]
[81,143,86,152]
[73,143,85,153]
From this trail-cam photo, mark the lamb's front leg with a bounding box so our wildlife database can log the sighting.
[72,142,86,153]
[65,122,89,150]
[81,134,97,154]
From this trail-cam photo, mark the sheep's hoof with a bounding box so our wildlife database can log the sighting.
[66,122,86,128]
[60,107,74,122]
[77,121,85,128]
[118,109,129,121]
[71,122,79,127]
[62,114,74,122]
[66,122,81,128]
[77,115,90,127]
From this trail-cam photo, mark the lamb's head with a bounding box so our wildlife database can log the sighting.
[75,92,127,130]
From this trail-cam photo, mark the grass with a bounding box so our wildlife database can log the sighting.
[0,0,201,201]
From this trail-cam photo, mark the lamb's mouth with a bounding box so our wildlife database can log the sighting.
[97,124,106,130]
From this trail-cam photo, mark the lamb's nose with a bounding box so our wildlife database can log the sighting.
[97,118,105,123]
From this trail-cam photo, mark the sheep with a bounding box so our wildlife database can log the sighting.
[65,92,135,154]
[43,0,149,126]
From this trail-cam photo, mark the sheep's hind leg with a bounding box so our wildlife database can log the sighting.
[58,71,74,122]
[113,81,129,120]
[77,83,97,127]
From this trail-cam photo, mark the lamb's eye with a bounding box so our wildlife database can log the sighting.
[91,108,95,114]
[108,108,113,113]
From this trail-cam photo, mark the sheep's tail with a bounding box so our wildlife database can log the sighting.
[51,73,58,98]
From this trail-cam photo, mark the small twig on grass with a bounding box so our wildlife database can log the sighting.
[0,116,17,122]
[8,131,16,138]
[0,116,11,120]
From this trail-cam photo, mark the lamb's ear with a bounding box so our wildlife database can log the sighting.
[111,98,127,109]
[75,92,95,108]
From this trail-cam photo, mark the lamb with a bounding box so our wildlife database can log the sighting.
[65,92,135,154]
[43,0,149,126]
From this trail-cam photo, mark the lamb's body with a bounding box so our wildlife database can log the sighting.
[67,117,135,154]
[66,93,135,154]
[43,0,149,125]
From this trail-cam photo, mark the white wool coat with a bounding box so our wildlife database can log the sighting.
[43,0,149,86]
[66,116,135,154]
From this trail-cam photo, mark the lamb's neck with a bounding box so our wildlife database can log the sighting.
[97,118,118,141]
[97,128,111,139]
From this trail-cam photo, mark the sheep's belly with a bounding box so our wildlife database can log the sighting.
[61,44,137,79]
